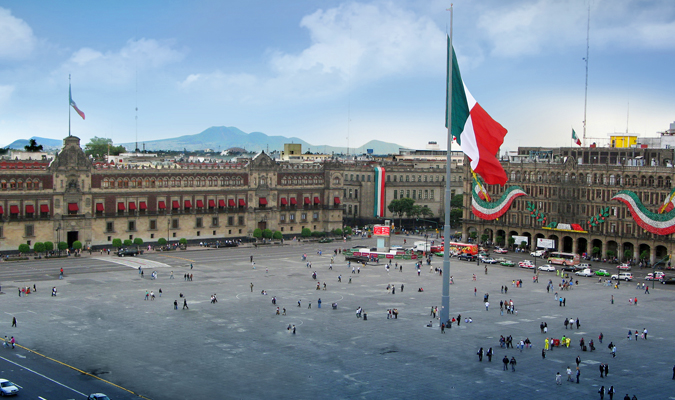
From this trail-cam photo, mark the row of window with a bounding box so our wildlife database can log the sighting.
[100,176,245,189]
[393,189,435,200]
[0,203,51,217]
[507,171,673,188]
[279,176,326,186]
[1,179,42,190]
[279,212,320,223]
[386,174,446,183]
[105,215,246,233]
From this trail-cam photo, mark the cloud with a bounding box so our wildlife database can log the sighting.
[0,7,36,59]
[57,38,185,86]
[180,2,446,103]
[477,0,675,58]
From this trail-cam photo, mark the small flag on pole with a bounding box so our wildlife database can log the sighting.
[69,85,85,120]
[572,129,581,146]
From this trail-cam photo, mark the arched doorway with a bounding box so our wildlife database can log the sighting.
[606,241,618,261]
[548,235,560,251]
[638,244,651,263]
[482,228,494,245]
[655,245,668,264]
[495,229,506,248]
[562,236,573,253]
[591,239,603,260]
[577,238,588,256]
[622,242,635,263]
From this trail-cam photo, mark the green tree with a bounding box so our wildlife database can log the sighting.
[24,138,43,152]
[450,209,462,227]
[520,241,527,249]
[301,228,312,238]
[179,238,187,246]
[495,235,505,247]
[451,194,464,208]
[123,239,133,247]
[157,238,167,246]
[72,240,82,250]
[18,243,31,254]
[469,231,478,240]
[58,241,68,251]
[44,241,54,252]
[343,227,353,235]
[272,231,283,240]
[34,242,45,255]
[481,234,489,244]
[133,238,144,247]
[624,249,633,260]
[420,205,434,218]
[311,231,325,237]
[253,228,263,239]
[606,250,616,258]
[640,249,650,260]
[112,238,122,248]
[332,228,343,236]
[262,229,273,239]
[508,237,516,248]
[84,137,126,160]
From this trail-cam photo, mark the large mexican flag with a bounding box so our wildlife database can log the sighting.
[446,37,507,186]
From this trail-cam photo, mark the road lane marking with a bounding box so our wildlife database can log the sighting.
[0,355,86,396]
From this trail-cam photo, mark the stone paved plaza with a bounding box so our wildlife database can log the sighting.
[2,237,673,399]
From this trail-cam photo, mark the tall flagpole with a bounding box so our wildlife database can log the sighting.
[582,5,590,145]
[440,5,453,327]
[69,74,71,137]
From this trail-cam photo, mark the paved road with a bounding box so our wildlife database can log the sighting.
[0,236,671,399]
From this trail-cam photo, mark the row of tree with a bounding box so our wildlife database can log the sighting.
[252,227,352,240]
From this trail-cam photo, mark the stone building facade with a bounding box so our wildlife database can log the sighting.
[462,146,675,264]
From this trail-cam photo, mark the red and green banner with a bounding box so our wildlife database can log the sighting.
[612,190,675,235]
[471,178,526,220]
[373,166,385,217]
[69,85,85,120]
[447,37,507,186]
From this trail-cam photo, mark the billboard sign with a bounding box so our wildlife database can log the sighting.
[537,238,555,249]
[373,225,390,236]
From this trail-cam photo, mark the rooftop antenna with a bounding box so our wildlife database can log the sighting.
[582,4,591,144]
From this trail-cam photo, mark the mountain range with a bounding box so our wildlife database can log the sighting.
[7,127,404,155]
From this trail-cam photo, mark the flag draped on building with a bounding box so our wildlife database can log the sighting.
[572,129,581,146]
[446,37,507,186]
[69,85,85,120]
[373,166,386,217]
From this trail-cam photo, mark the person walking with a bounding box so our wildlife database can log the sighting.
[567,366,573,382]
[477,347,483,361]
[599,363,604,378]
[174,300,178,310]
[487,347,492,362]
[643,328,648,340]
[611,345,616,358]
[576,366,580,384]
[11,317,16,328]
[441,323,445,334]
[510,357,517,371]
[9,337,14,349]
[502,356,509,371]
[555,372,562,385]
[183,298,189,310]
[598,386,605,400]
[604,363,609,377]
[576,355,581,367]
[250,282,254,292]
[608,386,615,400]
[318,298,322,308]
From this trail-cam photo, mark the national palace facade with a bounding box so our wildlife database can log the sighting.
[462,146,675,264]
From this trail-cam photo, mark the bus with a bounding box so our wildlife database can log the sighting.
[446,242,478,256]
[547,252,580,266]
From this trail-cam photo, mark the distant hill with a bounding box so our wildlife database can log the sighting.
[120,126,403,154]
[7,137,63,150]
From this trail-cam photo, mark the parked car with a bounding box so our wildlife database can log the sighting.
[595,269,611,277]
[318,238,333,243]
[562,265,583,272]
[577,263,592,269]
[530,250,545,257]
[88,394,111,400]
[575,268,593,277]
[117,248,142,257]
[0,379,19,396]
[537,264,556,272]
[611,272,633,281]
[482,258,499,264]
[494,248,508,254]
[458,254,477,262]
[617,264,632,271]
[661,277,675,284]
[500,261,516,267]
[519,261,535,269]
[645,272,666,281]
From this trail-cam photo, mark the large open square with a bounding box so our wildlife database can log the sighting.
[1,236,673,399]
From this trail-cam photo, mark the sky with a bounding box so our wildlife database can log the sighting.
[0,0,674,152]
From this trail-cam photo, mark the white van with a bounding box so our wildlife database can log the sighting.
[611,272,633,281]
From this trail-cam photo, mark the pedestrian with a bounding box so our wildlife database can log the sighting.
[599,386,605,400]
[576,318,580,329]
[10,336,14,349]
[250,282,254,292]
[441,323,445,334]
[563,297,566,306]
[643,328,648,340]
[474,287,477,296]
[556,372,562,385]
[600,363,604,378]
[599,332,604,343]
[604,363,609,377]
[567,366,573,382]
[576,355,581,367]
[318,298,322,308]
[487,347,492,362]
[542,348,546,359]
[673,364,675,380]
[159,288,162,297]
[183,298,188,310]
[576,366,580,384]
[477,347,483,361]
[292,325,296,335]
[485,301,489,311]
[11,317,16,328]
[611,345,616,358]
[510,356,516,371]
[502,356,509,371]
[174,300,178,310]
[608,386,615,400]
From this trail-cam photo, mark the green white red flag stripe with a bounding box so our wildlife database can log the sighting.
[373,166,385,217]
[447,38,507,185]
[69,85,85,120]
[471,182,526,220]
[612,190,675,235]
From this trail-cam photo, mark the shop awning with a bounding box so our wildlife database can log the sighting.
[259,198,267,206]
[96,203,104,212]
[334,197,340,205]
[158,201,166,209]
[280,198,288,205]
[10,205,19,214]
[184,200,192,208]
[118,202,126,211]
[25,205,34,213]
[68,203,78,212]
[139,201,147,210]
[208,199,216,208]
[238,199,246,207]
[219,199,227,208]
[290,198,297,205]
[172,200,180,209]
[303,197,310,205]
[227,199,234,207]
[40,204,50,213]
[128,202,137,211]
[0,205,3,215]
[196,200,204,208]
[313,197,321,205]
